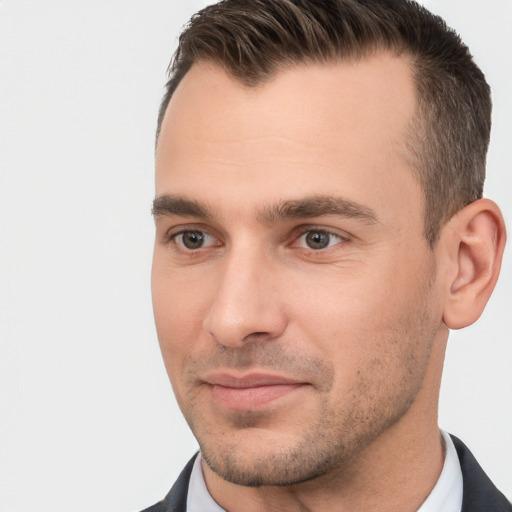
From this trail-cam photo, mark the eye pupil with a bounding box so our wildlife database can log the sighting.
[182,231,205,249]
[305,231,330,249]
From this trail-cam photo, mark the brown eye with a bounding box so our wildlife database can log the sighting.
[305,231,331,249]
[182,231,205,249]
[296,230,343,250]
[174,231,211,250]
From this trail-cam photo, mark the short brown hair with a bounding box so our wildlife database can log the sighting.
[156,0,491,246]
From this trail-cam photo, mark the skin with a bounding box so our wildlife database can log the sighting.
[151,54,504,511]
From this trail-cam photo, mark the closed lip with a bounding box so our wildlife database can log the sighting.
[203,372,306,388]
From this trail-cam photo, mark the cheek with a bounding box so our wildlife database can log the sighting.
[151,263,211,368]
[290,266,392,338]
[288,259,433,374]
[151,278,210,413]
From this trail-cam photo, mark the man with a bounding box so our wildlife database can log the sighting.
[145,0,509,510]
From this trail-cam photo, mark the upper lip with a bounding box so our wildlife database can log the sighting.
[204,372,304,388]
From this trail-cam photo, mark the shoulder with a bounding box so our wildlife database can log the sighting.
[139,454,197,512]
[451,435,511,512]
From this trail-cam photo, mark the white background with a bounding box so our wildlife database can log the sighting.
[0,1,510,511]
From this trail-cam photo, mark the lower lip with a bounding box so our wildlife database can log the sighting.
[208,383,306,410]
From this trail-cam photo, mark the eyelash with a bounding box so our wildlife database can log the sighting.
[292,228,345,250]
[169,230,219,250]
[165,225,348,253]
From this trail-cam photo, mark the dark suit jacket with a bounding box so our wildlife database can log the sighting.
[141,435,511,512]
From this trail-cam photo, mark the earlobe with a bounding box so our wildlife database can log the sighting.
[442,199,506,330]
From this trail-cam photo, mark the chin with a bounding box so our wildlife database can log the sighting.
[201,443,335,487]
[195,421,350,487]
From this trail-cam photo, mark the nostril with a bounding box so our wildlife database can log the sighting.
[208,330,275,347]
[240,331,275,343]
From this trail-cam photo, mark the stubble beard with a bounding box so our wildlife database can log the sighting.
[185,327,436,487]
[198,370,430,488]
[179,264,439,488]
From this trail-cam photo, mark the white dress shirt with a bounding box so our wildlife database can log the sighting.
[417,430,463,512]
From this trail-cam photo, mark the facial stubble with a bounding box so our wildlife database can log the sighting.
[174,261,439,488]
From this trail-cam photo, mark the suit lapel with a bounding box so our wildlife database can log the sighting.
[141,454,196,512]
[451,435,511,512]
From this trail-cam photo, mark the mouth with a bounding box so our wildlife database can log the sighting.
[203,372,309,410]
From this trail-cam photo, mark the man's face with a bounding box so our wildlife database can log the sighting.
[152,55,445,486]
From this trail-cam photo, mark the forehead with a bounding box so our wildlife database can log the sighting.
[155,54,421,226]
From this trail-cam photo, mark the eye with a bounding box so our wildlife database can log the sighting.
[172,230,218,250]
[296,230,343,250]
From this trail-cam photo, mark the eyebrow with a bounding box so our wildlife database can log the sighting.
[259,196,378,225]
[152,195,212,219]
[152,194,378,225]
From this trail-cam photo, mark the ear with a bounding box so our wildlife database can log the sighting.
[441,198,506,330]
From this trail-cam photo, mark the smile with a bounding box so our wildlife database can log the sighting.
[204,373,308,410]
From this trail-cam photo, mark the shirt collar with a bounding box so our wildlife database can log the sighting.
[417,430,463,512]
[186,454,226,512]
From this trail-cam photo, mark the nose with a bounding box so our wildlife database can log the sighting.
[202,246,287,348]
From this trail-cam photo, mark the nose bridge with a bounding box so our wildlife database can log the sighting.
[203,240,285,347]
